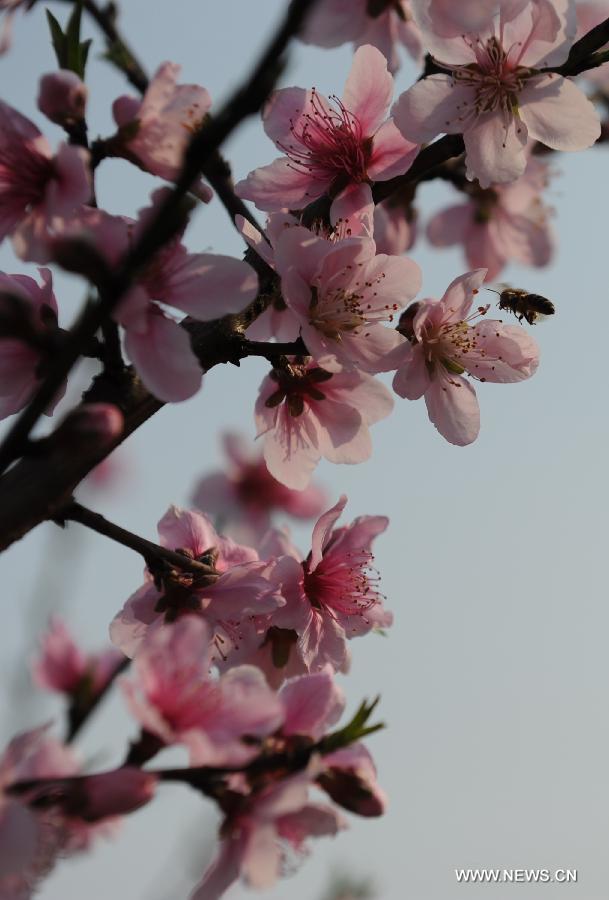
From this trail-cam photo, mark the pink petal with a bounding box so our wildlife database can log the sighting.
[191,835,245,900]
[440,268,487,324]
[236,157,329,212]
[493,211,553,268]
[263,87,330,148]
[260,406,321,491]
[328,369,394,425]
[518,74,600,151]
[393,344,431,400]
[310,496,347,571]
[274,225,330,286]
[334,324,406,373]
[278,803,346,843]
[367,118,419,181]
[427,204,471,246]
[235,216,275,268]
[280,670,345,738]
[300,0,365,47]
[392,76,476,143]
[330,183,374,238]
[311,399,371,462]
[463,112,528,188]
[464,221,506,281]
[342,44,394,136]
[241,823,282,888]
[165,253,258,319]
[425,371,480,446]
[466,320,540,382]
[157,505,218,555]
[123,311,202,402]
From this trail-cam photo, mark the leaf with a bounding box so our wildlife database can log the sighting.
[46,9,67,69]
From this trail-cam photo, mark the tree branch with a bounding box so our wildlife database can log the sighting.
[0,0,317,478]
[55,501,220,576]
[0,298,308,552]
[550,15,609,77]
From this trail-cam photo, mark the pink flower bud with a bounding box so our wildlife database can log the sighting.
[65,403,124,444]
[65,768,157,821]
[38,70,88,126]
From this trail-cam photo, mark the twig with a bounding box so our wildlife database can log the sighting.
[56,0,149,92]
[0,0,317,477]
[55,500,221,576]
[66,655,129,742]
[549,15,609,77]
[0,302,304,552]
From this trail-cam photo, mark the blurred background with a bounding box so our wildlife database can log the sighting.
[1,1,608,898]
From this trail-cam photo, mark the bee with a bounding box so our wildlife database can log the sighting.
[487,284,555,325]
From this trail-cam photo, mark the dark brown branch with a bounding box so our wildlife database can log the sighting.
[550,15,609,77]
[0,302,305,552]
[55,500,220,576]
[66,655,129,742]
[0,0,316,478]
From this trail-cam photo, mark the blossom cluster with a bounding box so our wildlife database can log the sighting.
[0,0,605,897]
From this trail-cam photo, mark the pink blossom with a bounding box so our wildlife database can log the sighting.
[192,762,347,900]
[236,45,418,216]
[0,726,80,897]
[413,0,531,38]
[426,157,554,280]
[57,769,157,822]
[255,357,394,490]
[32,616,124,698]
[0,268,67,420]
[0,0,29,54]
[273,226,421,373]
[109,506,283,662]
[112,62,213,201]
[393,1,600,187]
[0,100,90,261]
[192,432,327,538]
[390,269,540,445]
[373,199,418,255]
[279,668,345,739]
[253,497,392,675]
[57,196,258,402]
[236,184,375,342]
[38,71,88,127]
[121,616,283,765]
[301,0,423,73]
[319,743,388,817]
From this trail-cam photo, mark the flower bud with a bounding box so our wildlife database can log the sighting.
[61,768,157,821]
[318,767,386,817]
[63,403,124,445]
[38,70,88,126]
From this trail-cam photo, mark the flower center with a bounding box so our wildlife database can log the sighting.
[278,89,372,187]
[264,361,333,418]
[308,271,398,341]
[449,36,532,118]
[303,548,383,628]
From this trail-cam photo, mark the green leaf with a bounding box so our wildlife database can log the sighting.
[46,9,67,68]
[46,1,90,79]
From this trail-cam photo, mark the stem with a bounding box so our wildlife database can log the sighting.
[56,0,149,92]
[0,0,316,477]
[550,15,609,77]
[66,656,129,742]
[101,320,125,374]
[56,501,219,576]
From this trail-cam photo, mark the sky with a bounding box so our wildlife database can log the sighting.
[1,2,609,899]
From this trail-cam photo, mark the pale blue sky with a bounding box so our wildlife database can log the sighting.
[1,2,608,899]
